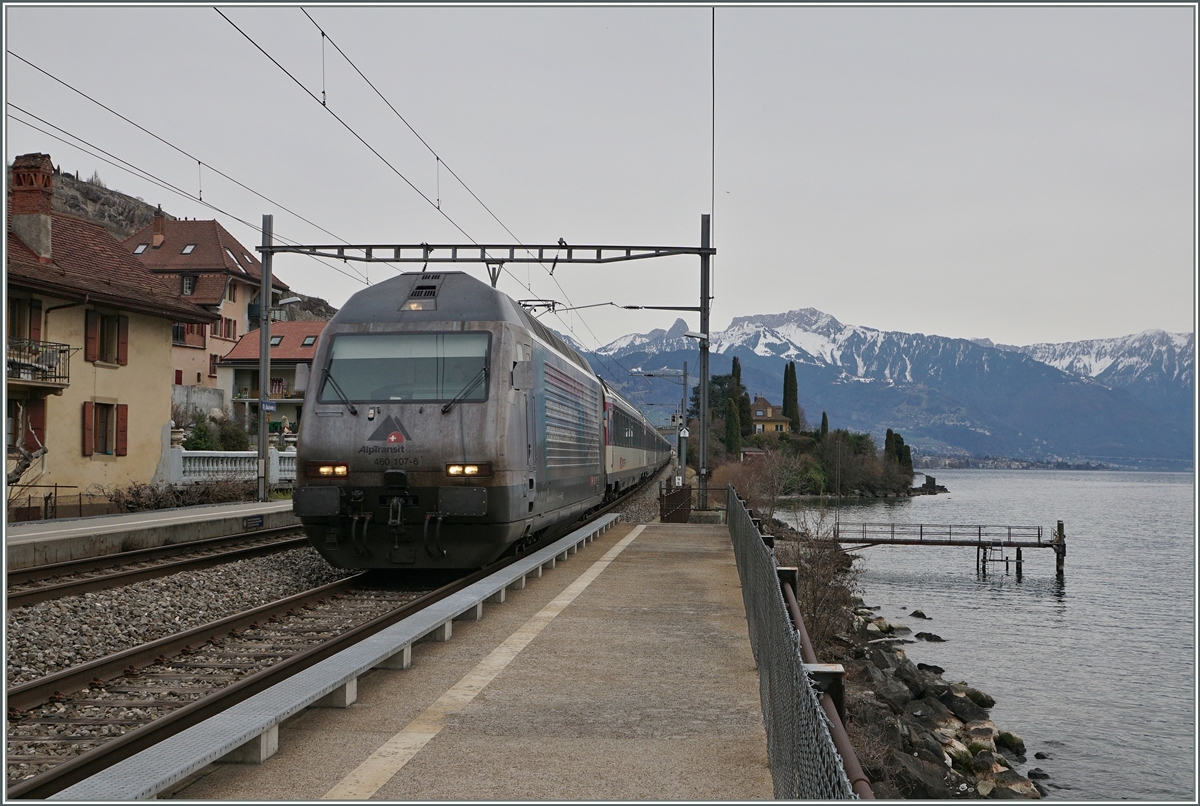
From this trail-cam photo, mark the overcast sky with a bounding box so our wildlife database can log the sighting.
[5,4,1195,350]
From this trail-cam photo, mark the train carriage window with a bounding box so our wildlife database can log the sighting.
[319,332,490,403]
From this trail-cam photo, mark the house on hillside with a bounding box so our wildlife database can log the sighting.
[6,153,217,506]
[218,320,327,436]
[122,211,291,414]
[750,395,790,434]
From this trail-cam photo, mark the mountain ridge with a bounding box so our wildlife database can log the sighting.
[568,308,1193,467]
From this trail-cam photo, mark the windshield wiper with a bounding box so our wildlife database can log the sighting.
[441,367,488,414]
[322,366,358,415]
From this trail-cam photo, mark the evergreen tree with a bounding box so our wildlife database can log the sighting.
[820,411,829,439]
[783,361,804,431]
[730,357,753,437]
[688,373,731,420]
[724,398,741,457]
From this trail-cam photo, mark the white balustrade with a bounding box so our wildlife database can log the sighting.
[170,447,297,486]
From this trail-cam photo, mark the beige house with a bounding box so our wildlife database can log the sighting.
[6,153,217,502]
[121,212,290,403]
[750,395,791,434]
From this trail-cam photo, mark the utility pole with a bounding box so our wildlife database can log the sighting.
[698,214,711,510]
[257,214,273,502]
[679,360,689,487]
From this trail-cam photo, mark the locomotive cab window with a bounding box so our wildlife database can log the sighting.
[319,332,491,403]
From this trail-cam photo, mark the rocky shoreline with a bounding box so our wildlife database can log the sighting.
[840,605,1051,799]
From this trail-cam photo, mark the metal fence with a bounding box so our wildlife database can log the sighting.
[658,481,692,523]
[7,338,71,385]
[726,485,856,800]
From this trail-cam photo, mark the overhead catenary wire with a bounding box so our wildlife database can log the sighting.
[284,8,653,390]
[7,109,370,287]
[6,50,363,268]
[296,10,627,355]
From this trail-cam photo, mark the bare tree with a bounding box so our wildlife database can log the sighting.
[7,400,47,501]
[774,504,861,658]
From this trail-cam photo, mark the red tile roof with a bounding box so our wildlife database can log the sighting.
[122,218,289,291]
[220,320,327,364]
[7,212,217,323]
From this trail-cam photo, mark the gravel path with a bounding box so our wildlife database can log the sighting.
[6,548,355,686]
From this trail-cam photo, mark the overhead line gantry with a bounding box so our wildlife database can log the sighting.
[256,214,717,509]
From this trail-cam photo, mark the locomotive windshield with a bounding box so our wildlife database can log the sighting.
[319,332,491,403]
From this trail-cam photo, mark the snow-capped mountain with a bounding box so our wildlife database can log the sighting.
[993,331,1192,400]
[567,309,1194,467]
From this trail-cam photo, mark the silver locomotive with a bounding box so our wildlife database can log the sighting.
[292,271,671,569]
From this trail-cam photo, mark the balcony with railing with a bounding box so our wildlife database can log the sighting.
[7,339,71,388]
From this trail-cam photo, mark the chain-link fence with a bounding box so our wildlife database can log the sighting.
[726,485,856,800]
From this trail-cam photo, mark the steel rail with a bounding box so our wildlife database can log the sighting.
[8,526,304,586]
[6,561,506,800]
[8,533,309,608]
[7,575,363,713]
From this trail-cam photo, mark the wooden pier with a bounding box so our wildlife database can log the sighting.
[833,520,1067,577]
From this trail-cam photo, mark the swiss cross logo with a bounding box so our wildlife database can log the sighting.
[367,416,412,443]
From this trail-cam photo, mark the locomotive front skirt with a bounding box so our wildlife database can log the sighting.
[292,271,671,569]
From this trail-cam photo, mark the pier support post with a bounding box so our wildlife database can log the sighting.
[1054,520,1066,578]
[1016,547,1023,578]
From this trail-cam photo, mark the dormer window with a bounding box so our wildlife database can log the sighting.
[133,243,149,254]
[270,335,283,347]
[301,335,317,347]
[181,244,196,255]
[181,275,196,295]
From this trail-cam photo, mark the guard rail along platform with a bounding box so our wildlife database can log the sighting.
[48,515,620,800]
[727,485,870,799]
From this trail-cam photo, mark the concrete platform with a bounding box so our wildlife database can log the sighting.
[5,500,299,570]
[162,521,773,800]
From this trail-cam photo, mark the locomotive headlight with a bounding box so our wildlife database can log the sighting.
[307,462,349,478]
[446,462,492,477]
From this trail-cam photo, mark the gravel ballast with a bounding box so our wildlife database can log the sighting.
[6,548,355,686]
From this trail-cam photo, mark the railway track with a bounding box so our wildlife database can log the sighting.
[5,565,498,799]
[7,529,308,608]
[6,476,662,798]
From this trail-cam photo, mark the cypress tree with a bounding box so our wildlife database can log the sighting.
[782,363,793,421]
[820,411,829,439]
[724,398,741,457]
[731,357,753,437]
[784,361,802,431]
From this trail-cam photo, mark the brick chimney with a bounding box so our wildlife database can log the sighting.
[10,153,53,262]
[152,205,165,248]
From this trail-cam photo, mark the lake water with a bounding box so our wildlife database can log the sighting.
[783,470,1195,800]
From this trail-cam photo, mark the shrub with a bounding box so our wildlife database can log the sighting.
[88,480,258,511]
[216,420,251,451]
[182,420,219,451]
